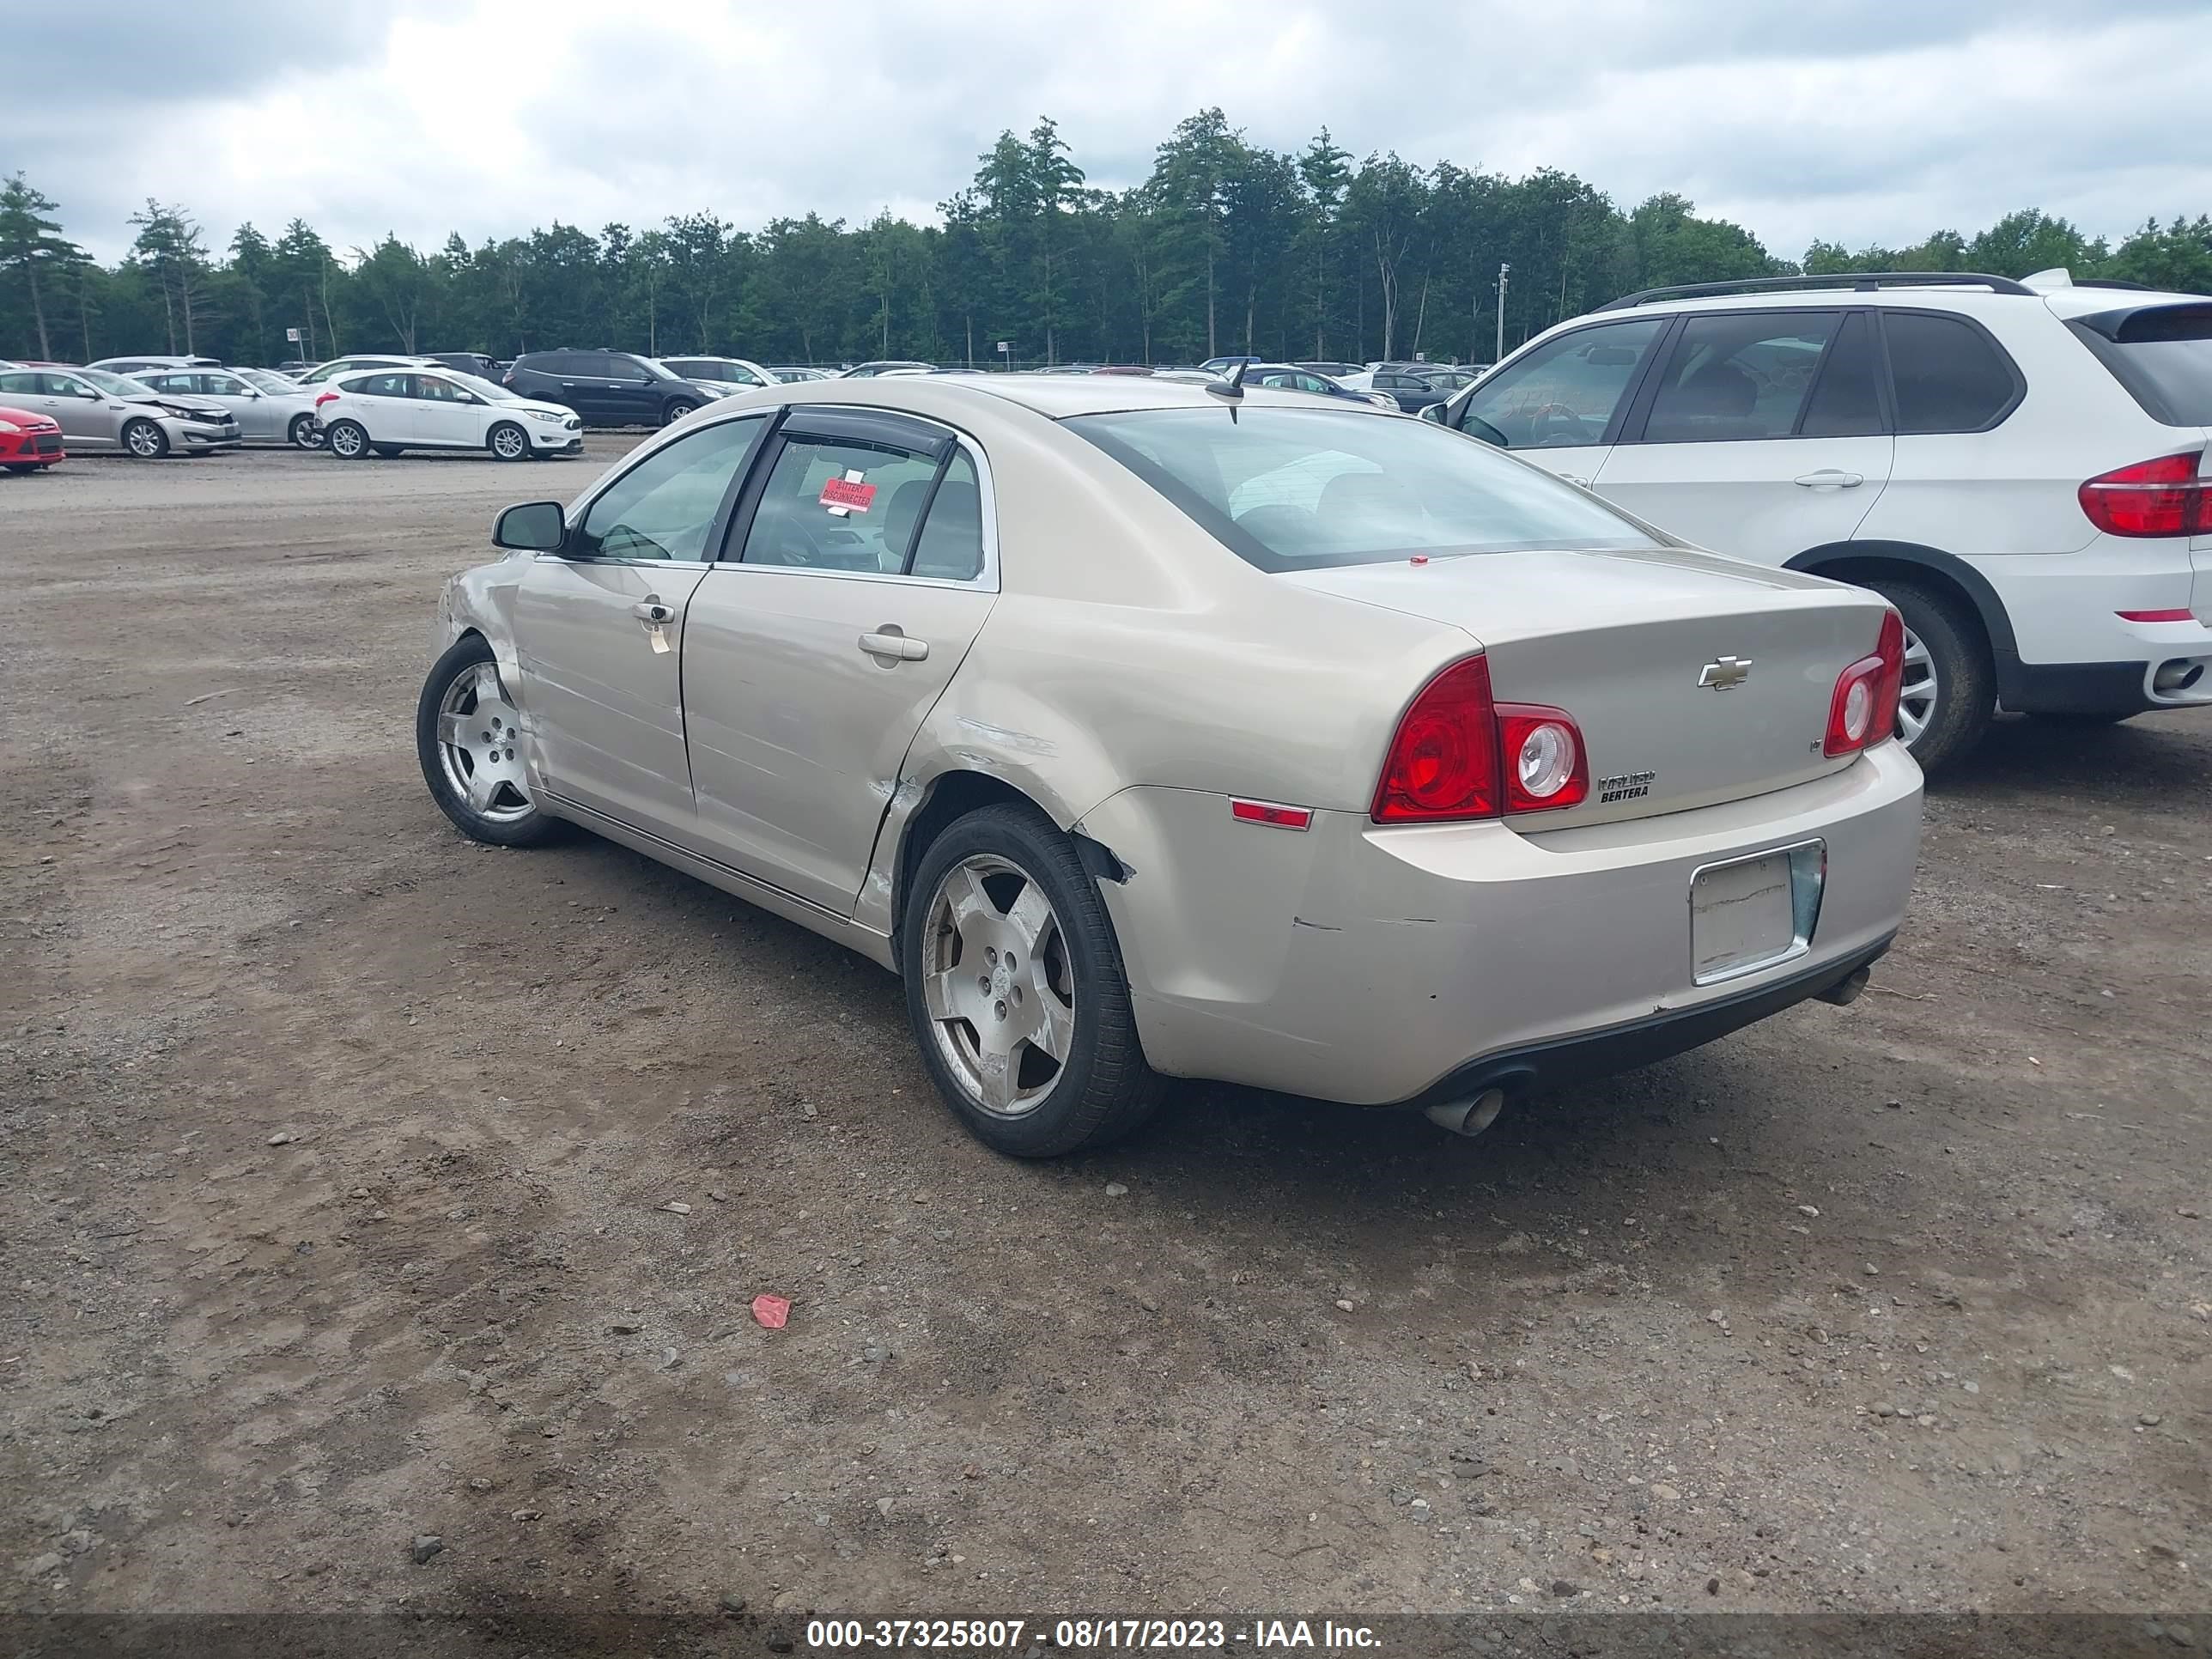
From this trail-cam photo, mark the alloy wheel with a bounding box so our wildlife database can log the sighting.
[434,661,533,822]
[1897,624,1940,747]
[491,425,526,460]
[125,422,165,458]
[920,854,1076,1117]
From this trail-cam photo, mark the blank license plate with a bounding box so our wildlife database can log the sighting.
[1691,852,1797,982]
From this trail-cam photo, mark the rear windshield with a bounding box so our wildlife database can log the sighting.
[1063,405,1660,571]
[2072,304,2212,426]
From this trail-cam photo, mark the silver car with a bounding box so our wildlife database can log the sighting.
[130,366,324,448]
[0,365,240,458]
[416,376,1923,1157]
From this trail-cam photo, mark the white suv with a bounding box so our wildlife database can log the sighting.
[1431,270,2212,770]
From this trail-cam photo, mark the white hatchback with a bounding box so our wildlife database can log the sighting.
[316,368,582,461]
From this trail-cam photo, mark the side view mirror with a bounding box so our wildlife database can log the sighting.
[1419,403,1445,424]
[493,500,565,552]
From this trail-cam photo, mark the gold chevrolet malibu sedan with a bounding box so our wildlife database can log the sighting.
[418,374,1923,1156]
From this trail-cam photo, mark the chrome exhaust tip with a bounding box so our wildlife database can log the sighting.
[1425,1087,1507,1139]
[2153,659,2203,695]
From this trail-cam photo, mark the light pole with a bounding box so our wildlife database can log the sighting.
[1494,263,1510,363]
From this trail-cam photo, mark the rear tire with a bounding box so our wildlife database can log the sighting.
[487,422,530,461]
[4,463,41,475]
[288,414,322,449]
[325,419,368,459]
[1865,578,1991,774]
[901,804,1167,1158]
[122,417,169,459]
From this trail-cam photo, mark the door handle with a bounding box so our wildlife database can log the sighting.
[1794,470,1864,488]
[630,598,675,624]
[859,629,929,662]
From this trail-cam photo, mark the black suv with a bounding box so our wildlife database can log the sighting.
[502,349,720,428]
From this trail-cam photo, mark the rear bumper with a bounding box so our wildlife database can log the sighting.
[1980,542,2212,711]
[1083,741,1923,1106]
[1402,934,1893,1108]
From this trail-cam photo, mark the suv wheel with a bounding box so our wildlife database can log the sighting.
[661,399,699,426]
[1868,578,1992,774]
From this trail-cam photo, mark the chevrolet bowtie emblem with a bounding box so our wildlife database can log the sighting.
[1698,656,1753,690]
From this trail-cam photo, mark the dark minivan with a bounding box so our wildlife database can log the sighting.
[503,350,721,428]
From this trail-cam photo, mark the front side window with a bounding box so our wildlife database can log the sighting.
[739,434,953,573]
[1067,405,1660,573]
[574,414,764,562]
[1639,311,1844,443]
[1883,312,2019,433]
[414,374,478,404]
[1457,318,1667,448]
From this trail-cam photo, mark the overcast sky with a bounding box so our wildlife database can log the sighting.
[15,1,2210,265]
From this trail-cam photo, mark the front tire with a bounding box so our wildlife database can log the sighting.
[325,419,368,459]
[416,635,561,847]
[661,399,699,426]
[901,805,1166,1157]
[122,417,169,459]
[487,421,530,462]
[1866,578,1992,774]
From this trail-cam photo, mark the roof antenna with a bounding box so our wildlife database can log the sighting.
[1207,359,1249,400]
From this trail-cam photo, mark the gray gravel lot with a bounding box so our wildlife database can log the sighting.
[2,443,2208,1629]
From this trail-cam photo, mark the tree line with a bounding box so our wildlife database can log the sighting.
[3,110,2209,371]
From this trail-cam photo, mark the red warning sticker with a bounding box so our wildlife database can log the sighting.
[818,476,876,513]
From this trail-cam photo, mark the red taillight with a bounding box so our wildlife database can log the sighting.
[1372,656,1586,822]
[1826,610,1905,757]
[2079,452,2212,538]
[2118,608,2196,623]
[313,391,338,408]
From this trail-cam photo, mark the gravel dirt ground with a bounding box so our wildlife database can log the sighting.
[2,443,2209,1636]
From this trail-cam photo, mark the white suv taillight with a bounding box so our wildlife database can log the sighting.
[2078,450,2212,538]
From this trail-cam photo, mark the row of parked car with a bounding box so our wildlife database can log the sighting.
[0,349,849,471]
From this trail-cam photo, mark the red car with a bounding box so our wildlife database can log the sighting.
[0,404,64,473]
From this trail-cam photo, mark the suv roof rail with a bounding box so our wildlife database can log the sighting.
[1593,271,2039,312]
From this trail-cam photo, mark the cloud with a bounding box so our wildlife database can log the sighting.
[9,0,2209,265]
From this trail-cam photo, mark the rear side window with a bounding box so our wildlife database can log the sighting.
[1639,311,1844,442]
[360,373,412,398]
[2071,304,2212,426]
[739,434,951,574]
[1799,313,1884,437]
[1881,312,2019,434]
[1066,405,1659,572]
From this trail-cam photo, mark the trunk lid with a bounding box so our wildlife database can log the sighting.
[1285,545,1895,825]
